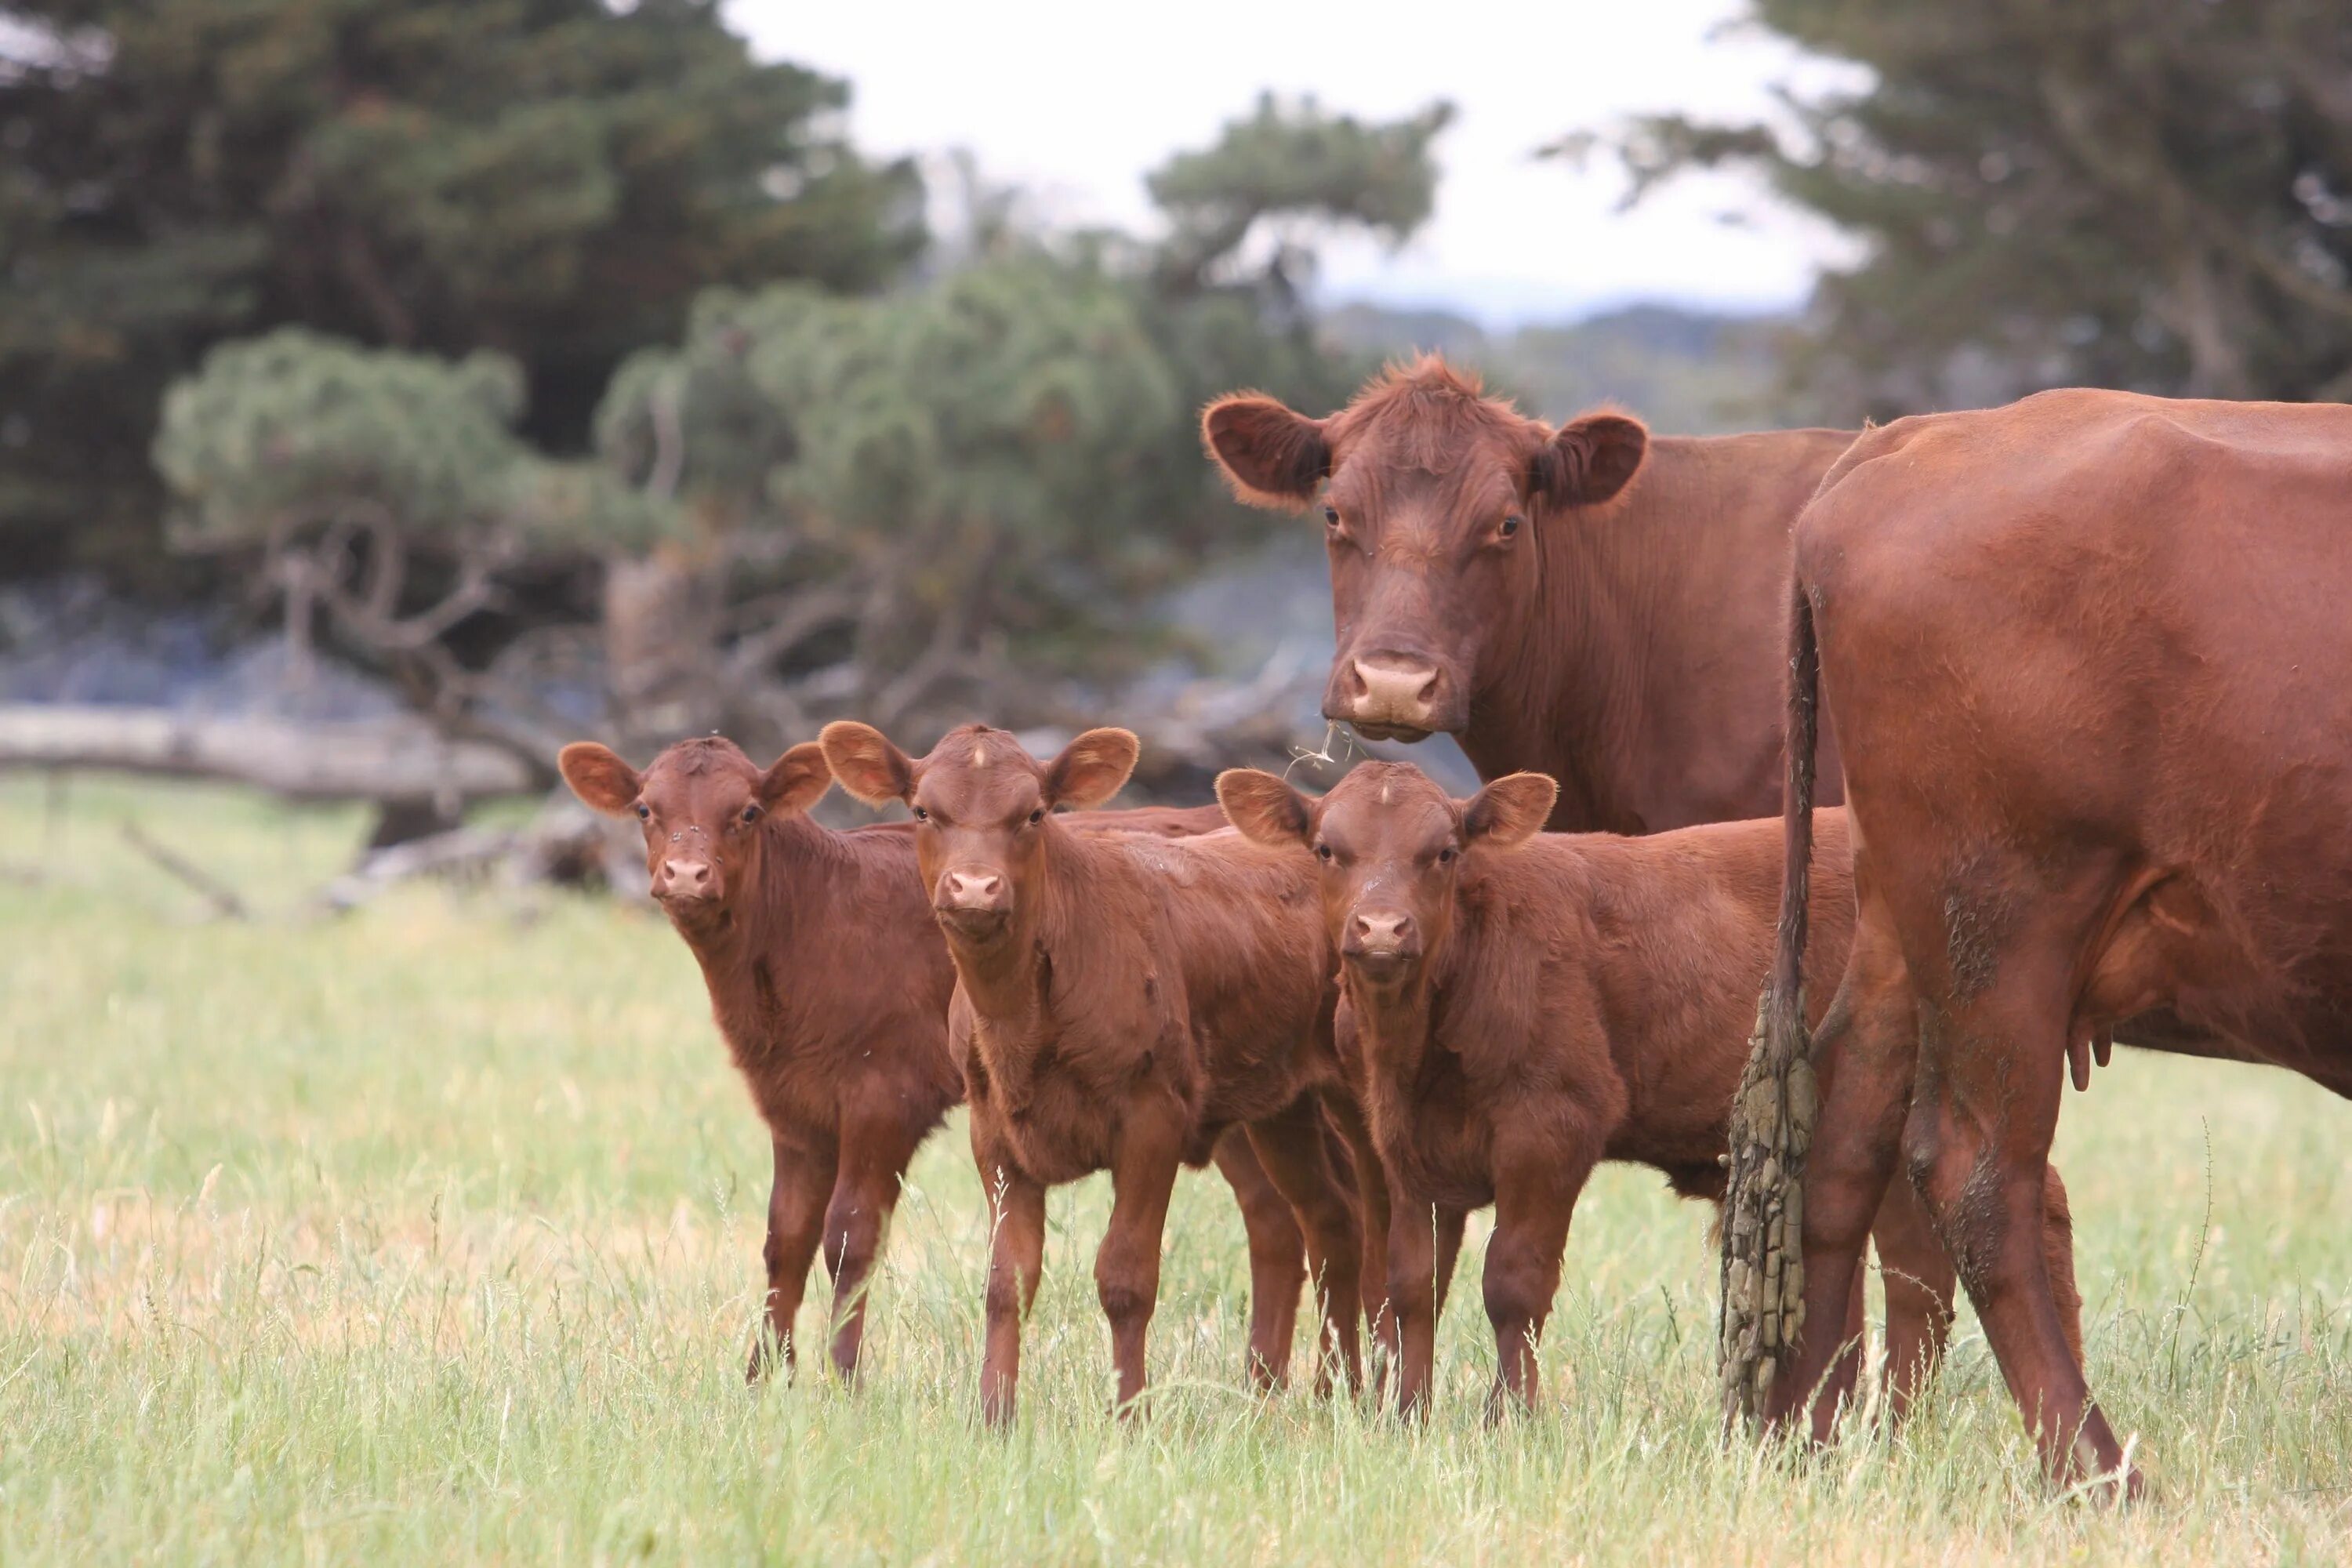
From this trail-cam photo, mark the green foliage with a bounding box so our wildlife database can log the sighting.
[154,327,662,551]
[0,0,920,575]
[1581,0,2352,408]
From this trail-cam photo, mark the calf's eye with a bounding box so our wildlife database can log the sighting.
[741,804,762,825]
[1499,516,1522,539]
[1028,808,1044,826]
[912,806,928,822]
[1323,506,1341,528]
[634,802,650,821]
[1315,844,1333,862]
[1438,848,1456,864]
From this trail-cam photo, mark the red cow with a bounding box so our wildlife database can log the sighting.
[818,720,1383,1423]
[1201,356,1855,833]
[1747,388,2352,1492]
[560,735,1315,1388]
[1219,761,2081,1417]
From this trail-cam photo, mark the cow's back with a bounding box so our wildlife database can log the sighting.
[1800,390,2352,1059]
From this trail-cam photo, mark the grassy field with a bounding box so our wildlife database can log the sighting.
[2,773,2350,1564]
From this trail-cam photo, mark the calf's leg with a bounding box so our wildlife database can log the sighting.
[1319,1094,1396,1369]
[1212,1129,1305,1390]
[975,1126,1047,1426]
[1247,1099,1367,1395]
[1095,1113,1184,1416]
[748,1134,834,1382]
[1484,1141,1594,1417]
[822,1116,922,1381]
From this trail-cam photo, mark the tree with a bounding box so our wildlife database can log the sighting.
[1569,1,2352,411]
[0,0,920,579]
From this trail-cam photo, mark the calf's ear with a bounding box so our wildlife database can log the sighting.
[818,721,916,807]
[1462,771,1555,850]
[759,742,833,817]
[1202,394,1331,510]
[1216,769,1313,848]
[558,742,642,816]
[1531,410,1648,507]
[1044,728,1139,810]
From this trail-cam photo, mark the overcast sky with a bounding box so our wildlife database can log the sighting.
[725,0,1863,327]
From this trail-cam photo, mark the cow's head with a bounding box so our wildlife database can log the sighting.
[820,720,1138,949]
[1219,760,1554,993]
[559,735,833,929]
[1203,357,1647,742]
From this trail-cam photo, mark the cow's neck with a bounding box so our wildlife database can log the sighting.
[678,815,836,1059]
[944,828,1110,1089]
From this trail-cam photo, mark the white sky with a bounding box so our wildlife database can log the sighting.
[726,0,1863,326]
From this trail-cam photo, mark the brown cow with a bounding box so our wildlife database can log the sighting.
[558,735,1315,1389]
[1201,356,1855,833]
[1219,761,2082,1418]
[818,720,1382,1424]
[1745,387,2352,1493]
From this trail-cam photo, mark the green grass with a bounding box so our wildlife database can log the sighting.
[2,773,2350,1564]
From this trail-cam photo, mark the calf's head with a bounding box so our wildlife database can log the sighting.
[820,720,1139,947]
[1203,358,1648,742]
[559,735,833,927]
[1219,761,1555,991]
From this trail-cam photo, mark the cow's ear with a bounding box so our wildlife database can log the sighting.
[1462,772,1555,850]
[1202,394,1331,510]
[1216,769,1314,848]
[758,742,833,817]
[1531,411,1648,507]
[1044,728,1139,810]
[558,742,642,816]
[818,722,916,807]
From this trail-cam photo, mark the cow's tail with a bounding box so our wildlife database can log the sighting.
[1718,574,1822,1432]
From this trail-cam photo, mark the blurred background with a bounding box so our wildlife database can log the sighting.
[2,0,2348,897]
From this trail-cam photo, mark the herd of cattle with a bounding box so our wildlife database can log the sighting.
[557,357,2352,1495]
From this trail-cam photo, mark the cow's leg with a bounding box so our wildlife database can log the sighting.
[821,1116,920,1381]
[975,1127,1047,1427]
[1096,1112,1183,1417]
[1211,1128,1305,1391]
[1246,1099,1366,1396]
[1765,869,1919,1440]
[1484,1139,1594,1417]
[1431,1204,1468,1320]
[1319,1094,1396,1370]
[1904,942,2130,1493]
[748,1133,833,1382]
[2042,1165,2085,1370]
[1385,1196,1442,1417]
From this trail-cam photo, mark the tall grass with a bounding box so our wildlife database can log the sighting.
[2,775,2349,1563]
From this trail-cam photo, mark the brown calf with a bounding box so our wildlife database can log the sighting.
[1746,388,2352,1492]
[819,721,1381,1423]
[1220,761,2082,1418]
[559,735,1312,1388]
[1202,356,1854,833]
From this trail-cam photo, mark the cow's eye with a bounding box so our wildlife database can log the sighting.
[1323,506,1341,528]
[634,802,650,821]
[741,804,762,825]
[1315,843,1334,862]
[912,805,928,822]
[1027,808,1044,826]
[1437,847,1456,864]
[1499,515,1522,539]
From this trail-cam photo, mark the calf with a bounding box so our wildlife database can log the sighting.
[819,721,1381,1423]
[559,735,1314,1388]
[1218,760,2082,1417]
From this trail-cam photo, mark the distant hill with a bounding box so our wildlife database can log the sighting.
[1318,300,1809,435]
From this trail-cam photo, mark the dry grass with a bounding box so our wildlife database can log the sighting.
[2,774,2350,1564]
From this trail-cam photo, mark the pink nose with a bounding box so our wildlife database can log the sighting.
[938,869,1004,910]
[1350,910,1415,951]
[1348,658,1441,728]
[657,858,711,895]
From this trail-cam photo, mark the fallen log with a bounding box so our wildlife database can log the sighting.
[0,704,536,809]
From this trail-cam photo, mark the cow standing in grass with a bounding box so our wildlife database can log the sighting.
[1744,389,2352,1493]
[1219,760,2083,1418]
[560,735,1316,1388]
[819,721,1382,1423]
